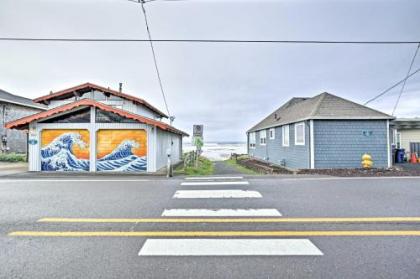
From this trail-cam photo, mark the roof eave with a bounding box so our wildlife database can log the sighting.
[0,98,47,110]
[6,99,187,136]
[33,82,168,118]
[247,116,395,132]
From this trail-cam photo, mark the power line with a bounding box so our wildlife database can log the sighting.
[0,37,419,44]
[137,0,171,118]
[391,43,420,115]
[364,67,420,105]
[128,0,187,2]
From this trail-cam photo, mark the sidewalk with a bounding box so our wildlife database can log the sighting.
[0,162,28,176]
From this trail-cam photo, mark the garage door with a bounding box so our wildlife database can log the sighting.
[96,129,147,171]
[40,129,90,171]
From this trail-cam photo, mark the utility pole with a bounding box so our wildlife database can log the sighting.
[166,116,176,178]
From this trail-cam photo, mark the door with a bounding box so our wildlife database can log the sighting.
[40,129,90,171]
[96,129,147,171]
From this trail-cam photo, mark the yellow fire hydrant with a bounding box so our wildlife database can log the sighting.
[361,153,373,169]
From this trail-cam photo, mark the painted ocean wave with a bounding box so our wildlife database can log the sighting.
[41,134,146,172]
[41,133,89,171]
[97,140,146,171]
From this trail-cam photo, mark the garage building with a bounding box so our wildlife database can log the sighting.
[5,83,188,172]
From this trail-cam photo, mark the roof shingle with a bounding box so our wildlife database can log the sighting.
[248,92,394,132]
[0,88,47,110]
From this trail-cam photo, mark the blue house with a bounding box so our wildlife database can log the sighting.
[247,93,394,169]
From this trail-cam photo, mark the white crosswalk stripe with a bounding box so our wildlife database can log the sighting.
[161,208,282,217]
[139,239,323,256]
[173,190,262,199]
[181,181,249,186]
[184,176,244,180]
[138,175,323,257]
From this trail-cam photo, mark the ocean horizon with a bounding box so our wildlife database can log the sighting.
[183,142,247,161]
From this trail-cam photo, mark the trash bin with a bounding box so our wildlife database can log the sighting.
[395,149,405,163]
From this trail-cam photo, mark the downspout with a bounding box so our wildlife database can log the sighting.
[387,120,391,168]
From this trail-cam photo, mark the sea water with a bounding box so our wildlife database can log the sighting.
[183,142,247,161]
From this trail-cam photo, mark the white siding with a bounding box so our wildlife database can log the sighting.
[47,90,162,120]
[156,129,182,171]
[400,129,420,152]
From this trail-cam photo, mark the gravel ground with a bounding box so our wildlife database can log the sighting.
[238,158,420,177]
[297,167,420,177]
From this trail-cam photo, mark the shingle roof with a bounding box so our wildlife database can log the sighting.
[33,82,168,118]
[248,92,394,132]
[0,88,47,110]
[5,99,188,136]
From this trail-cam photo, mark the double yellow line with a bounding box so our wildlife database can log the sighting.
[8,230,420,237]
[8,216,420,237]
[37,217,420,223]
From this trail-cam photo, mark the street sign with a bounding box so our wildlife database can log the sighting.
[193,125,204,155]
[193,125,203,138]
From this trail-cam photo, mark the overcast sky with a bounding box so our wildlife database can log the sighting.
[1,0,420,142]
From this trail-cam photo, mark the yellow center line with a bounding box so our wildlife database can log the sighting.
[8,230,420,237]
[37,217,420,223]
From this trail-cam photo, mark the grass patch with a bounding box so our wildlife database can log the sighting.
[0,153,26,162]
[225,158,259,175]
[175,156,214,176]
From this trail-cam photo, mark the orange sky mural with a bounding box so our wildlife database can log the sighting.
[96,129,147,159]
[41,129,90,160]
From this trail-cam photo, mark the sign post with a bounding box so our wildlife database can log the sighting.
[193,125,204,167]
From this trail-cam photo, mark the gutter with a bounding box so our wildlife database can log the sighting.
[0,98,47,110]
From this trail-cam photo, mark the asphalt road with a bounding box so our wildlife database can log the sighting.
[1,175,420,278]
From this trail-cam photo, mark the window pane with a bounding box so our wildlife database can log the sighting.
[295,123,305,145]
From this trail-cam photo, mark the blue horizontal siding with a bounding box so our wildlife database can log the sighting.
[314,120,388,168]
[248,122,310,169]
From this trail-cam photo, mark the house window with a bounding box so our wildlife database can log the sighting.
[249,132,256,149]
[260,130,267,145]
[269,128,275,140]
[295,122,305,145]
[282,125,289,147]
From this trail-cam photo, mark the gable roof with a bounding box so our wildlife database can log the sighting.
[5,99,188,136]
[0,88,47,110]
[248,92,394,132]
[33,82,168,118]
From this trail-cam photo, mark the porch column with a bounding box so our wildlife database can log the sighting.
[89,107,96,172]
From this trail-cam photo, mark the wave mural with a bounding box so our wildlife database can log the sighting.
[41,130,90,171]
[96,130,147,172]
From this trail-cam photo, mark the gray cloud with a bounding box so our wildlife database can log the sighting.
[0,0,419,142]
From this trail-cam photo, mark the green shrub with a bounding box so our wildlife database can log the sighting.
[175,156,214,176]
[0,153,26,162]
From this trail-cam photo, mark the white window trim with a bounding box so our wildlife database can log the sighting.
[269,128,275,140]
[282,125,290,147]
[295,122,305,146]
[259,130,267,146]
[387,120,391,168]
[249,132,256,149]
[310,120,315,169]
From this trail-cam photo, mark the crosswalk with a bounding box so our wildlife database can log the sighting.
[161,208,282,217]
[138,176,324,257]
